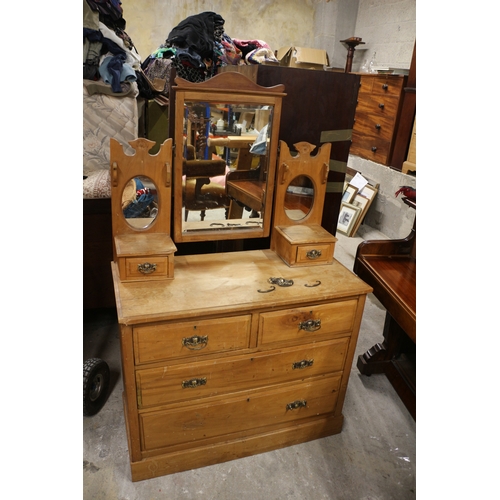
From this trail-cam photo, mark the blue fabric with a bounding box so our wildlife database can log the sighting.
[99,55,136,92]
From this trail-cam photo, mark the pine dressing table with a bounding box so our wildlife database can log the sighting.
[109,73,372,481]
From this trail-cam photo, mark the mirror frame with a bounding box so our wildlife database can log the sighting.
[272,141,331,228]
[110,137,173,238]
[172,72,286,243]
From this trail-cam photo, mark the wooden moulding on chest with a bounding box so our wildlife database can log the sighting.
[271,141,337,267]
[110,137,177,282]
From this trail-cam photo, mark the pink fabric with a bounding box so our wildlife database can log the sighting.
[232,39,271,50]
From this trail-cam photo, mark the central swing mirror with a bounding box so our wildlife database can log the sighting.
[172,73,285,243]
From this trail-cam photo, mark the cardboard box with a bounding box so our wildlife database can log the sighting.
[276,46,328,70]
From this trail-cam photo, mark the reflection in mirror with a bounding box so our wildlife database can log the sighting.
[181,100,273,232]
[284,175,315,221]
[122,175,158,229]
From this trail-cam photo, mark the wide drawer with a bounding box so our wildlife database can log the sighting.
[139,374,342,451]
[355,94,400,117]
[133,315,251,365]
[259,300,357,346]
[353,111,396,141]
[136,338,348,408]
[350,132,391,164]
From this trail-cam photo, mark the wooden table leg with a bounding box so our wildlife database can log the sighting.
[357,311,416,420]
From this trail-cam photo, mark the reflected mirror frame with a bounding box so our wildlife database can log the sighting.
[172,74,285,243]
[284,174,315,222]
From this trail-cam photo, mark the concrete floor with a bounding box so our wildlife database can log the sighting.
[83,225,416,499]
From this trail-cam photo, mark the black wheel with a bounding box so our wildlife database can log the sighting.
[83,358,110,416]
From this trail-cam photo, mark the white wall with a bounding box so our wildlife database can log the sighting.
[351,0,416,71]
[310,0,415,71]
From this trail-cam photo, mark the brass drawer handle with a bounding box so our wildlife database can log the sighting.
[298,319,321,332]
[286,400,307,411]
[137,262,157,274]
[292,359,314,370]
[182,335,208,350]
[306,249,322,260]
[269,277,294,287]
[181,377,207,389]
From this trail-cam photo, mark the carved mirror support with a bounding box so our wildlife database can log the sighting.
[110,137,177,282]
[271,141,337,267]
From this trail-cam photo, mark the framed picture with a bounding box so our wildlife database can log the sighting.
[350,193,373,236]
[337,202,361,236]
[359,184,377,201]
[342,184,358,203]
[352,194,370,212]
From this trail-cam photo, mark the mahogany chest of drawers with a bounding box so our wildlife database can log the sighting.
[350,74,407,166]
[112,249,371,481]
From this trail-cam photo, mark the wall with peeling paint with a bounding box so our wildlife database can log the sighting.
[122,1,415,72]
[122,0,316,61]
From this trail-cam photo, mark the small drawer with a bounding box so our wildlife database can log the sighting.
[355,94,400,117]
[133,315,251,365]
[350,132,391,164]
[295,243,334,265]
[259,299,358,346]
[371,76,404,97]
[118,254,174,282]
[358,76,374,94]
[273,224,336,267]
[353,111,396,141]
[139,374,342,450]
[135,338,348,408]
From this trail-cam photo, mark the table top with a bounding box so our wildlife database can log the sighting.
[112,249,372,325]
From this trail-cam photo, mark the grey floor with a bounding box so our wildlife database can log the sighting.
[83,225,416,500]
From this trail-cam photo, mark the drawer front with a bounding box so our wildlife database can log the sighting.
[355,94,400,117]
[139,374,341,450]
[353,111,396,141]
[259,299,357,346]
[136,338,348,408]
[121,255,174,281]
[133,315,251,365]
[370,76,404,97]
[350,132,390,164]
[295,243,334,265]
[358,77,374,95]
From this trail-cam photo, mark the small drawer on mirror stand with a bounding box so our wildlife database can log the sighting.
[273,224,337,267]
[114,233,177,282]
